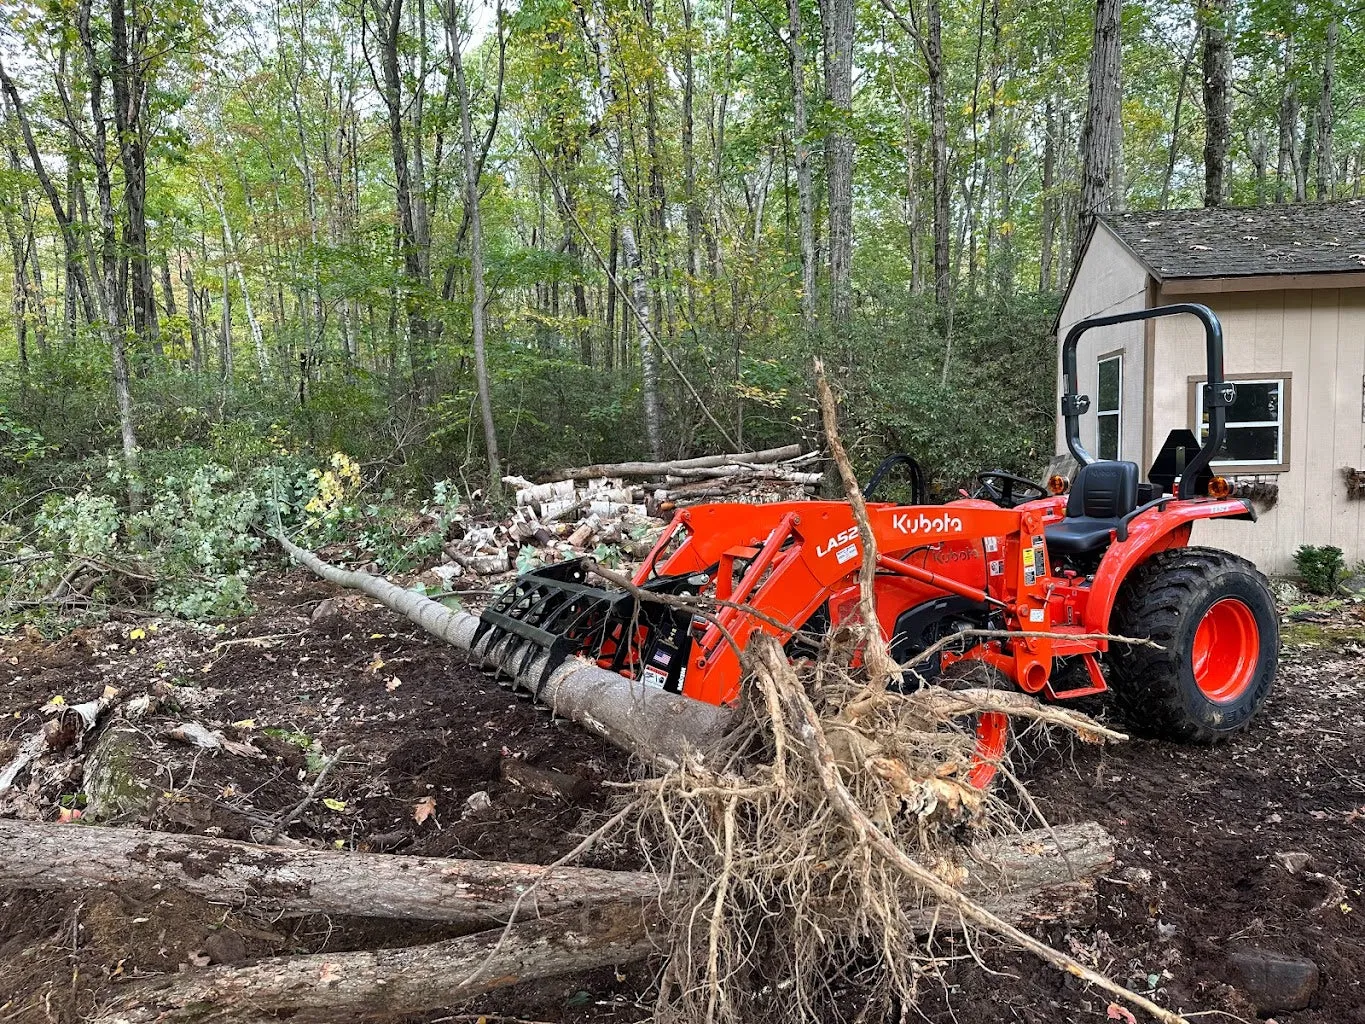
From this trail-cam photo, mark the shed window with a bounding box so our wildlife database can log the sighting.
[1194,378,1286,468]
[1096,355,1122,460]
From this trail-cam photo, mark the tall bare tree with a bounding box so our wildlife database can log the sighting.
[1077,0,1123,256]
[786,0,816,334]
[820,0,854,339]
[446,0,502,494]
[1315,20,1337,198]
[1200,0,1230,206]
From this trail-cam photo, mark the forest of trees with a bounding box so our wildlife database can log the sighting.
[0,0,1361,497]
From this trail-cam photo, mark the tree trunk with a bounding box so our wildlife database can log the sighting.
[577,0,662,457]
[1161,30,1197,209]
[94,902,663,1024]
[1039,97,1057,290]
[1200,0,1230,207]
[1315,21,1336,199]
[87,820,1114,1023]
[927,0,950,308]
[273,532,735,765]
[681,0,701,324]
[109,0,159,357]
[1076,0,1122,256]
[449,2,502,495]
[787,0,817,334]
[1275,39,1298,204]
[0,818,658,926]
[820,0,854,341]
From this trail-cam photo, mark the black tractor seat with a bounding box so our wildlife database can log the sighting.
[1044,460,1139,558]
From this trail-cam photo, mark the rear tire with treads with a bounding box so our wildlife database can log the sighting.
[1107,547,1278,742]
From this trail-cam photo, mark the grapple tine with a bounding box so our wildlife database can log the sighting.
[474,557,703,699]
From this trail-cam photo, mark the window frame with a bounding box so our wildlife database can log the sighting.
[1186,373,1292,474]
[1096,352,1123,461]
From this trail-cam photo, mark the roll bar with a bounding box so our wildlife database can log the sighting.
[1061,302,1236,498]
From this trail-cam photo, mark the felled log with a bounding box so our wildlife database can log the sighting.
[539,443,803,482]
[275,532,736,766]
[93,901,664,1024]
[662,465,823,484]
[85,823,1112,1022]
[0,818,658,926]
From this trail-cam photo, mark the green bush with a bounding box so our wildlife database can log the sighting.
[1294,544,1346,596]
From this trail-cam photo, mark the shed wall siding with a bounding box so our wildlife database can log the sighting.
[1055,226,1149,462]
[1149,287,1365,573]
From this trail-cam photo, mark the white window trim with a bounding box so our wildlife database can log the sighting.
[1096,354,1122,461]
[1194,377,1286,468]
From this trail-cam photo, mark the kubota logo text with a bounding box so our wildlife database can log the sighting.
[893,512,964,535]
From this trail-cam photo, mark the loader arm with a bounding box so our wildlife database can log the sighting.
[636,501,1056,704]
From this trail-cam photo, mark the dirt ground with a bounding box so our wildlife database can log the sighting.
[1,572,1361,1023]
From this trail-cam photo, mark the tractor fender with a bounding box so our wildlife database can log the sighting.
[1082,498,1256,635]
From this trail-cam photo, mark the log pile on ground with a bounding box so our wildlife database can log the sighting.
[434,445,820,587]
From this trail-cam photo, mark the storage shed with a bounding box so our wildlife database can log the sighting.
[1055,201,1365,574]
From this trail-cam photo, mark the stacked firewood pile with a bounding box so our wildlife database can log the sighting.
[437,445,822,585]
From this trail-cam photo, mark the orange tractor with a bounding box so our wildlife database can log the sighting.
[476,304,1279,786]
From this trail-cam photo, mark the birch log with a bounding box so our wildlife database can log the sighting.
[540,444,802,482]
[274,532,736,765]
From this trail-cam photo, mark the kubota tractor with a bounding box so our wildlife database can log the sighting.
[475,304,1279,787]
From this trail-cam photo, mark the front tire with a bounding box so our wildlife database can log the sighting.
[1107,547,1278,742]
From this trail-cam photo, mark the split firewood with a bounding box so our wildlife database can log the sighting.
[0,818,658,926]
[92,901,665,1024]
[539,444,803,482]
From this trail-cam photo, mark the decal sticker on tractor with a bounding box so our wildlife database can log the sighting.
[815,527,860,560]
[1022,545,1036,586]
[984,536,999,553]
[836,544,858,564]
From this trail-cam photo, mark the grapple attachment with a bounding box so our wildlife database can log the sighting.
[472,558,708,697]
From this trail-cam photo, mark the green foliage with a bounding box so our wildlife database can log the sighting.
[1294,544,1346,595]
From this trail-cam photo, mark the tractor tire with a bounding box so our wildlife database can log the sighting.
[1107,546,1278,743]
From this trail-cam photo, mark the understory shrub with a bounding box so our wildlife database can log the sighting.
[1294,544,1345,595]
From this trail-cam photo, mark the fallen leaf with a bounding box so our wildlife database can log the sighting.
[188,949,211,968]
[232,718,256,729]
[1106,1004,1137,1023]
[385,676,402,691]
[129,628,146,641]
[413,796,437,824]
[322,798,347,812]
[56,807,83,823]
[367,654,385,673]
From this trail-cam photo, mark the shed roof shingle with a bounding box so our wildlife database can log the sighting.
[1101,201,1365,279]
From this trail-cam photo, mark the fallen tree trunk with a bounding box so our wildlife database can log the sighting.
[539,444,803,482]
[0,818,659,926]
[274,532,736,766]
[93,901,664,1024]
[87,823,1113,1023]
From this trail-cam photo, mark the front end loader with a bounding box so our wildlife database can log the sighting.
[474,304,1279,787]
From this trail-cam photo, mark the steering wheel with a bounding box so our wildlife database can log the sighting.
[974,471,1049,509]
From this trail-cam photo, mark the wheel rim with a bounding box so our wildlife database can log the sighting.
[967,711,1008,789]
[1191,598,1260,702]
